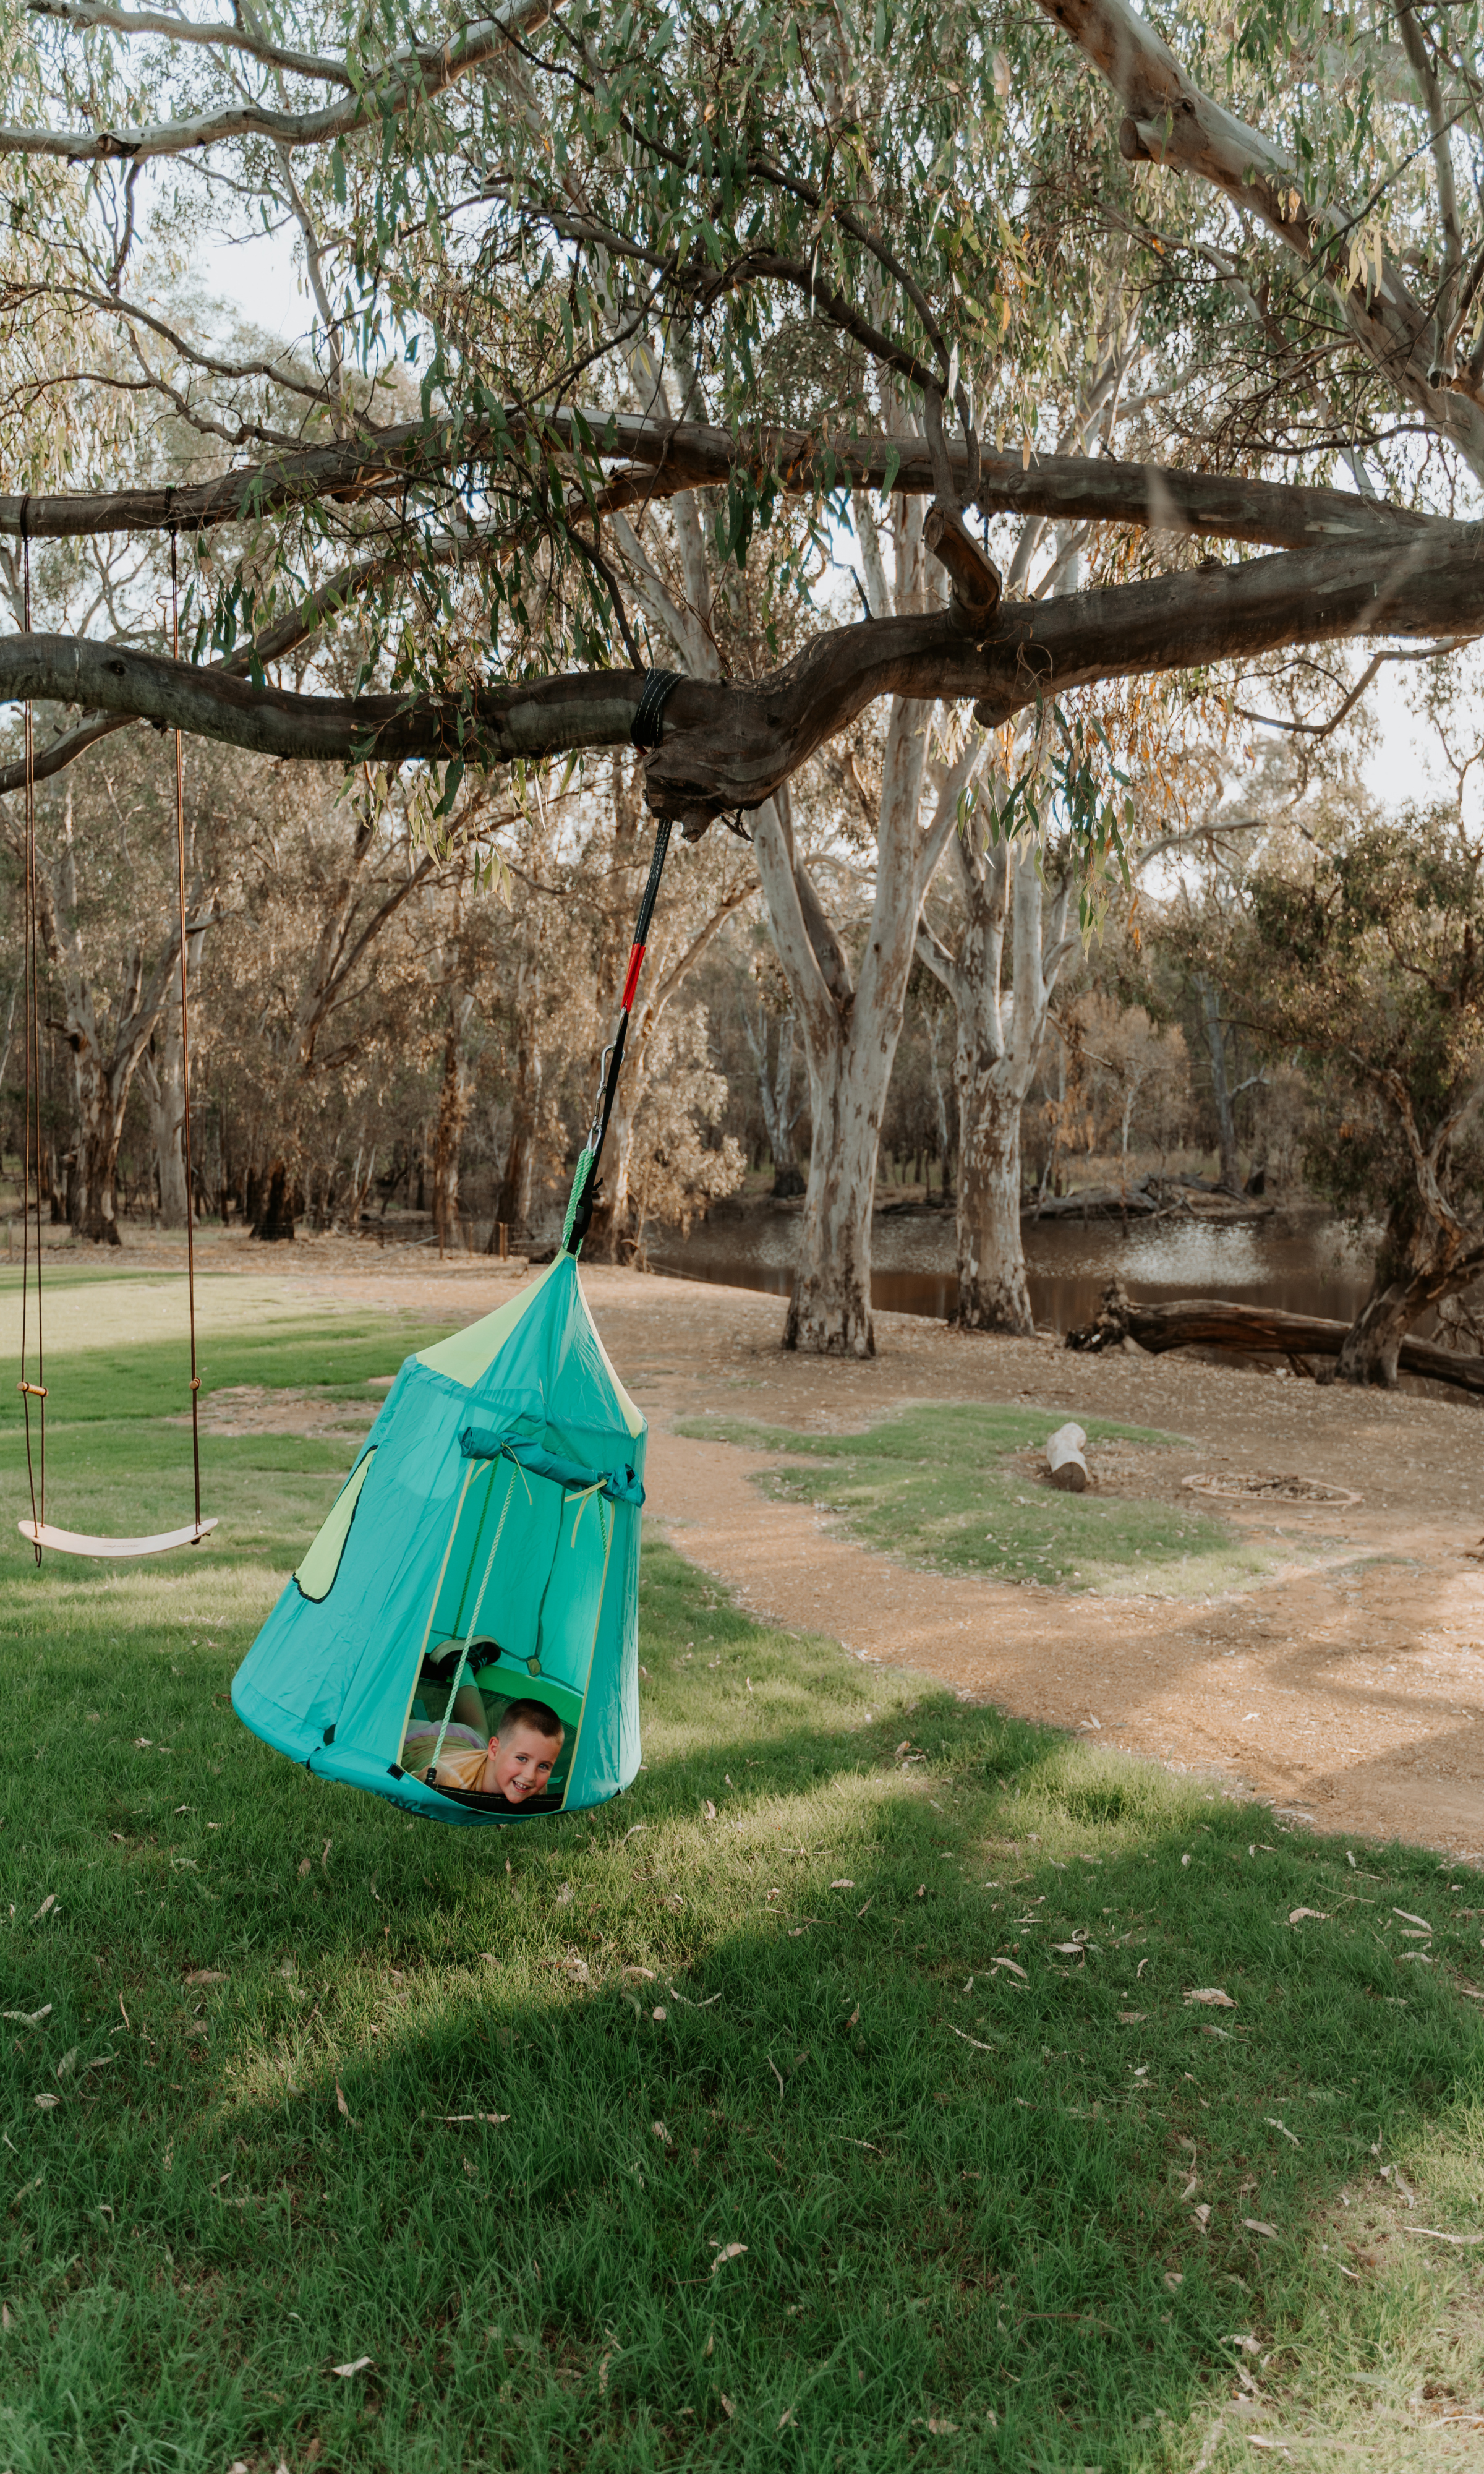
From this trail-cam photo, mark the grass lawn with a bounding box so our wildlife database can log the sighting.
[3,1293,1484,2470]
[676,1403,1283,1599]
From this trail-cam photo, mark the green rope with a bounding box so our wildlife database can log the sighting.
[560,1146,594,1253]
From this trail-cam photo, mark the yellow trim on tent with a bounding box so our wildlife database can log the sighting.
[296,1449,377,1600]
[414,1256,560,1386]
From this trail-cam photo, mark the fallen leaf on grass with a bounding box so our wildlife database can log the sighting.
[29,1896,56,1924]
[1288,1909,1329,1925]
[1185,1988,1236,2008]
[652,2121,672,2144]
[334,2081,356,2125]
[1399,2226,1484,2245]
[623,1965,656,1982]
[1266,2118,1300,2147]
[830,1880,855,1891]
[651,2005,667,2022]
[926,2419,958,2436]
[1243,2219,1279,2239]
[710,2243,748,2272]
[297,1859,312,1879]
[440,2113,510,2126]
[2,2006,51,2027]
[1393,1907,1433,1930]
[1192,2204,1212,2229]
[331,2357,373,2378]
[1164,2272,1183,2290]
[134,1740,152,1750]
[1118,2011,1146,2024]
[183,1971,226,1987]
[33,2094,59,2110]
[951,2027,994,2053]
[990,1957,1027,1980]
[554,1883,573,1907]
[704,1800,717,1821]
[843,2005,860,2031]
[777,2408,796,2429]
[719,2395,735,2418]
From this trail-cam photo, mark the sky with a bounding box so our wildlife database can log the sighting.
[194,215,1462,824]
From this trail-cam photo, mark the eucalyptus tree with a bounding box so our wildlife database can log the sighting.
[8,0,1484,1335]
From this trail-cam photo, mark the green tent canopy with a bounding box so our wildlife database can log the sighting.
[231,1252,647,1827]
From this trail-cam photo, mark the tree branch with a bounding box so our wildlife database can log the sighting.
[1038,0,1484,477]
[1,412,1446,555]
[8,524,1482,826]
[2,0,552,161]
[30,0,357,87]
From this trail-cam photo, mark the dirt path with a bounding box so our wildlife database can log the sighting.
[45,1232,1484,1854]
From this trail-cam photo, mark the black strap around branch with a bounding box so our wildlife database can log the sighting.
[630,667,684,749]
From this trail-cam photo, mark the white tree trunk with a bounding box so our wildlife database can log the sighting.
[921,823,1076,1337]
[785,1016,898,1353]
[955,1062,1034,1332]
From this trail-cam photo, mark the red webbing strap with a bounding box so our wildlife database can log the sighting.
[564,815,673,1254]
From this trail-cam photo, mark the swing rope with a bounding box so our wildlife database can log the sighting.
[170,533,203,1537]
[15,525,208,1560]
[18,506,45,1565]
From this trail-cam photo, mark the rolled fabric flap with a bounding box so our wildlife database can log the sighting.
[457,1428,646,1506]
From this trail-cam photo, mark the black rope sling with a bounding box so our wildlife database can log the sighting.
[561,669,684,1256]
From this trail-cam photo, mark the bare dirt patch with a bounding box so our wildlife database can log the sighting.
[62,1228,1484,1854]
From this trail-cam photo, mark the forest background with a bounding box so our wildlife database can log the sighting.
[6,0,1484,1381]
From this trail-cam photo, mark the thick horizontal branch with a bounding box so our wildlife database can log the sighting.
[1,0,547,161]
[0,528,407,795]
[0,409,1449,556]
[0,635,645,769]
[6,528,1480,821]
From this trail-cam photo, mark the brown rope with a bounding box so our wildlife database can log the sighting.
[170,533,203,1535]
[18,507,44,1562]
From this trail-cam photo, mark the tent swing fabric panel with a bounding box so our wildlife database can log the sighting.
[231,1250,647,1828]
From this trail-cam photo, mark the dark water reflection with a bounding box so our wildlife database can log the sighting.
[654,1206,1376,1334]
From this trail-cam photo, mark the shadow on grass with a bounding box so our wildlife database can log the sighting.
[5,1535,1483,2473]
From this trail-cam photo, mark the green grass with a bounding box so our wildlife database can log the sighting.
[677,1403,1281,1599]
[3,1301,1484,2470]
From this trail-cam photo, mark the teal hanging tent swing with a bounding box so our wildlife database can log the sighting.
[233,684,685,1826]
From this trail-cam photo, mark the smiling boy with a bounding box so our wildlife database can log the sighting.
[401,1696,565,1808]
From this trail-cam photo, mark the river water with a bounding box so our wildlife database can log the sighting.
[654,1204,1376,1334]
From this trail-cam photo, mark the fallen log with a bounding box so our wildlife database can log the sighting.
[1045,1421,1090,1491]
[1028,1182,1164,1220]
[1065,1289,1484,1398]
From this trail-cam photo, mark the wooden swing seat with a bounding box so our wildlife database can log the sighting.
[18,1517,218,1559]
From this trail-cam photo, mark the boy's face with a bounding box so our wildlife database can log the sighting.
[490,1721,563,1803]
